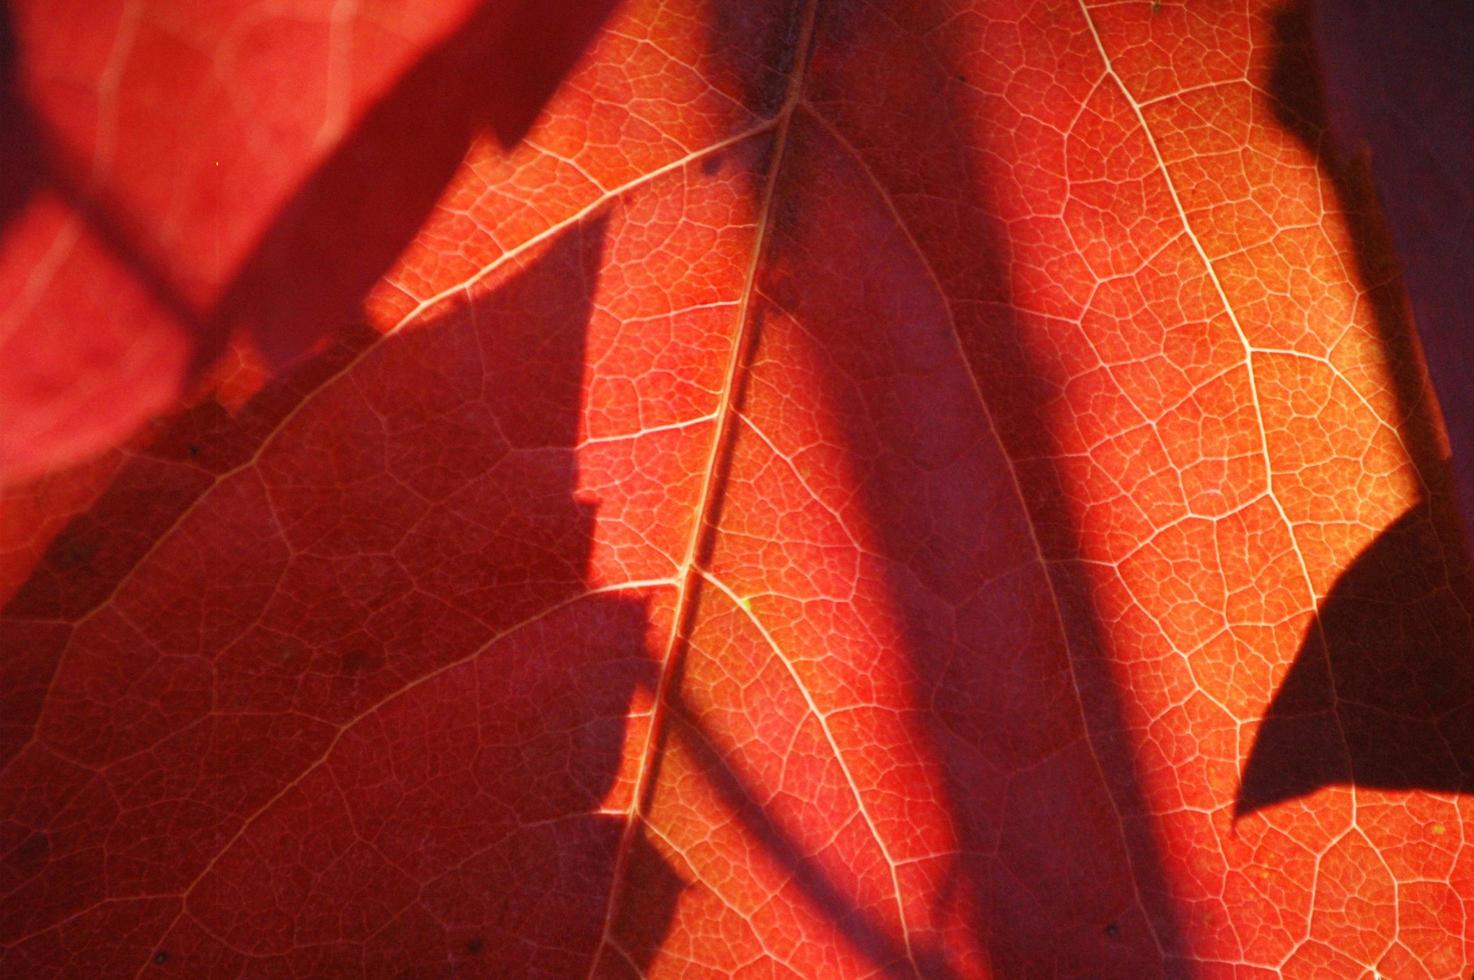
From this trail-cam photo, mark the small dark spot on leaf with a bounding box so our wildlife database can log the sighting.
[700,153,722,175]
[465,936,484,956]
[57,537,97,568]
[957,74,967,83]
[153,950,169,965]
[1105,922,1120,937]
[341,647,381,675]
[187,444,201,457]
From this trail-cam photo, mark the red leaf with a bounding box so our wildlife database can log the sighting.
[3,0,1472,976]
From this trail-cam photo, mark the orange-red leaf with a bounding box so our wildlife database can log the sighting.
[3,0,1471,976]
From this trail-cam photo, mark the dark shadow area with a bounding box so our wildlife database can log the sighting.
[776,3,1189,972]
[1237,498,1474,814]
[1235,0,1474,816]
[2,217,681,977]
[0,0,32,225]
[1304,0,1474,525]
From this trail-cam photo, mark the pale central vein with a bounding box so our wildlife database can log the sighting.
[584,0,830,972]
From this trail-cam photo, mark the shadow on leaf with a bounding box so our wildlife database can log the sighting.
[1236,498,1474,815]
[748,2,1189,971]
[1,215,683,977]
